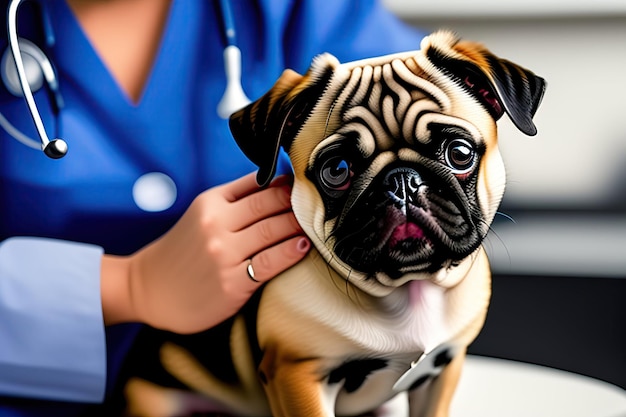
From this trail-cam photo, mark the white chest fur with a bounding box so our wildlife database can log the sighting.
[258,248,490,365]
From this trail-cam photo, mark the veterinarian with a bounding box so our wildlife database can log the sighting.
[0,0,426,414]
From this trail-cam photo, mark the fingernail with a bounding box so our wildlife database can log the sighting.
[297,237,311,252]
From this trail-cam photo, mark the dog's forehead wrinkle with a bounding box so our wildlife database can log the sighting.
[328,58,451,151]
[381,95,401,142]
[342,107,393,151]
[390,57,450,111]
[350,65,375,109]
[419,113,485,149]
[401,103,440,146]
[338,67,364,107]
[382,62,413,127]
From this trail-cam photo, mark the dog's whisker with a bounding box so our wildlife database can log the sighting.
[344,268,361,305]
[339,185,373,224]
[322,250,363,305]
[323,99,339,139]
[495,211,516,224]
[332,217,377,248]
[483,224,512,268]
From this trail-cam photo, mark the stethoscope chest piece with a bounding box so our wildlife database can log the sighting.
[1,38,47,97]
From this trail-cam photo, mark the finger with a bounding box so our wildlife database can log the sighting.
[222,172,293,202]
[243,236,311,284]
[235,211,304,259]
[220,172,261,202]
[227,184,293,231]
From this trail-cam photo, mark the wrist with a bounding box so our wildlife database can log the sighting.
[100,254,140,325]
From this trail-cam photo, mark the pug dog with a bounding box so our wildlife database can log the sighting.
[123,30,545,417]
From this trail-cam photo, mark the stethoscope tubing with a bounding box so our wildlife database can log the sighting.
[7,0,50,150]
[6,0,67,157]
[2,0,247,157]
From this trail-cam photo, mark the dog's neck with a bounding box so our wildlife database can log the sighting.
[331,246,489,336]
[295,250,455,348]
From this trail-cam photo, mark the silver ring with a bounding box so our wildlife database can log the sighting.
[246,258,260,283]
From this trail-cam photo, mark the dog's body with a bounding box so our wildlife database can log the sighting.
[123,31,545,417]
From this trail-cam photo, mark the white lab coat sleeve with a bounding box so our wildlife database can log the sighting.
[0,236,107,402]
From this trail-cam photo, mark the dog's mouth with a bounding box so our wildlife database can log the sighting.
[388,221,430,250]
[330,166,484,279]
[382,206,435,263]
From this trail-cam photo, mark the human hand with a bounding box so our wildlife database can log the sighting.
[101,172,310,333]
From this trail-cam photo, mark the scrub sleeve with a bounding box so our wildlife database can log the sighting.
[0,237,106,402]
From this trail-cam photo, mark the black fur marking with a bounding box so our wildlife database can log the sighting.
[433,349,453,368]
[115,284,266,403]
[485,55,545,136]
[427,47,502,122]
[408,375,431,391]
[328,359,388,393]
[229,65,334,187]
[425,45,545,137]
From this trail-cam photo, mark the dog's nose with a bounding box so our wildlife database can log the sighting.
[384,167,425,206]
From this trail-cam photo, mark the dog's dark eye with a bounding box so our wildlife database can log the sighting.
[320,158,351,190]
[444,139,476,174]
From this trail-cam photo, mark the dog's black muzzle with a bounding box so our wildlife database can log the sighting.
[383,167,426,209]
[331,162,484,278]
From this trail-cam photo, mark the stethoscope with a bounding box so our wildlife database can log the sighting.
[0,0,250,159]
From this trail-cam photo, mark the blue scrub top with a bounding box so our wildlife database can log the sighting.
[0,0,425,414]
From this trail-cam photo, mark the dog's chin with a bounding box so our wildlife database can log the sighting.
[328,211,485,296]
[336,251,478,297]
[332,216,483,279]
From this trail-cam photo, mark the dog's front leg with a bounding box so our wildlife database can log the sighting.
[407,350,465,417]
[260,348,337,417]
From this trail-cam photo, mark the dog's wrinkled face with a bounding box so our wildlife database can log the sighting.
[310,111,488,279]
[231,31,545,296]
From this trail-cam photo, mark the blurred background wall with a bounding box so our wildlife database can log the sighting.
[381,0,626,389]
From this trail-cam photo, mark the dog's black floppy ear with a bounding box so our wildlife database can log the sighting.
[424,30,546,136]
[229,56,336,187]
[229,69,303,187]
